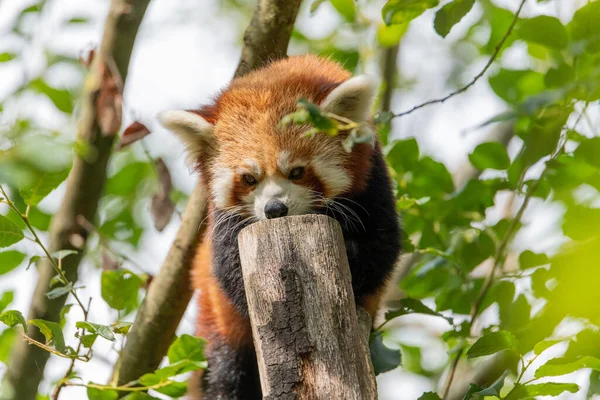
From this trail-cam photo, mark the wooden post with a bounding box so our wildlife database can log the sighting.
[238,214,377,399]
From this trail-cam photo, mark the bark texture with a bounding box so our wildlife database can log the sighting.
[238,215,377,400]
[235,0,303,77]
[113,0,304,387]
[5,2,150,399]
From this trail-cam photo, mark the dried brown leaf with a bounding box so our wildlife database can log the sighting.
[118,121,151,149]
[96,62,123,136]
[80,48,95,68]
[102,251,120,271]
[151,193,175,232]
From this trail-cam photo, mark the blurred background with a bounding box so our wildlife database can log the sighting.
[0,0,598,399]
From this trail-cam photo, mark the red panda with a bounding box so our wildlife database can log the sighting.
[159,55,401,399]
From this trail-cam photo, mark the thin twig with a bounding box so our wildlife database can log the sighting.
[392,0,527,120]
[19,333,86,361]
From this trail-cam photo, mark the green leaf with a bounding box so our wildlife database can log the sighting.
[168,334,206,363]
[87,386,118,400]
[467,331,518,358]
[518,16,568,49]
[377,23,408,47]
[385,298,452,323]
[19,168,70,206]
[519,250,549,269]
[29,78,73,113]
[0,291,14,313]
[387,138,420,173]
[574,137,600,169]
[0,328,16,362]
[506,382,579,399]
[59,303,72,328]
[51,249,78,260]
[121,394,161,400]
[382,0,439,26]
[462,383,484,400]
[101,269,143,312]
[138,374,187,397]
[417,392,441,400]
[534,340,563,355]
[81,334,98,348]
[433,0,475,38]
[476,369,509,396]
[535,356,600,378]
[310,0,327,14]
[469,142,510,170]
[330,0,355,22]
[111,321,132,335]
[0,215,24,248]
[46,283,73,299]
[76,321,115,342]
[481,3,516,53]
[569,1,600,53]
[296,98,338,135]
[0,310,26,330]
[369,331,401,374]
[155,359,207,379]
[0,53,17,62]
[104,162,154,197]
[27,255,41,270]
[488,69,545,105]
[0,251,26,274]
[410,156,454,198]
[499,294,531,332]
[67,17,88,24]
[29,319,66,353]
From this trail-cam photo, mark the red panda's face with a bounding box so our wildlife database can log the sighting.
[159,55,378,220]
[210,143,352,219]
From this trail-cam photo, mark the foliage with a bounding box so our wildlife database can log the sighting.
[0,0,599,399]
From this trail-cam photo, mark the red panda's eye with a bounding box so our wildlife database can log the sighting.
[289,167,305,180]
[243,174,257,185]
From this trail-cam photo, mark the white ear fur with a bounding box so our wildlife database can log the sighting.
[321,75,378,122]
[158,110,215,161]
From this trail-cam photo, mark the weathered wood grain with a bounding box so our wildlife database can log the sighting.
[238,214,377,400]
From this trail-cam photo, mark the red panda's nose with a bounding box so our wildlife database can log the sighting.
[264,199,288,219]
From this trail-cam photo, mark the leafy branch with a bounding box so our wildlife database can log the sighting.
[391,0,527,120]
[0,185,93,399]
[0,186,89,318]
[441,101,589,398]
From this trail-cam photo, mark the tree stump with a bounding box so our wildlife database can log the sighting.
[238,214,377,399]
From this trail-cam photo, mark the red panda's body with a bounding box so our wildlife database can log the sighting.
[160,55,401,399]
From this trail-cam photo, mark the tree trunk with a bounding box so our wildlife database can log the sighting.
[238,215,377,400]
[5,1,150,399]
[113,0,304,387]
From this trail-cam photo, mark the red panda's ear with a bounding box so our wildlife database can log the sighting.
[321,75,378,122]
[158,110,215,161]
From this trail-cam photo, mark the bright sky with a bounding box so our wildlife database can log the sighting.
[0,0,595,399]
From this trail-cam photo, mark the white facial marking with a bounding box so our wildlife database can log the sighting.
[246,177,313,220]
[277,151,291,174]
[243,159,261,177]
[211,166,235,208]
[312,155,351,197]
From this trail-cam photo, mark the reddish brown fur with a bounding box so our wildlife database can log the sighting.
[193,55,374,203]
[189,56,379,397]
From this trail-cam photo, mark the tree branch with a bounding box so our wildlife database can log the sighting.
[4,1,151,399]
[392,0,526,120]
[235,0,303,78]
[113,0,304,389]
